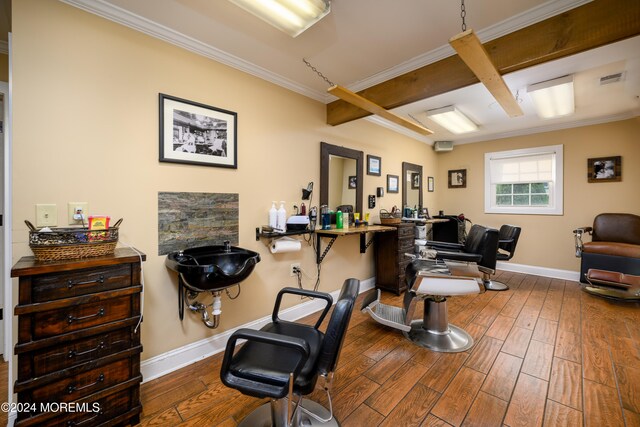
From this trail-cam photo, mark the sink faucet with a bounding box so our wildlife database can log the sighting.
[224,240,231,253]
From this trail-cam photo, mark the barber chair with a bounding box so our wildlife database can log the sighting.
[574,213,640,286]
[483,225,522,291]
[220,279,359,427]
[424,224,503,291]
[362,225,498,352]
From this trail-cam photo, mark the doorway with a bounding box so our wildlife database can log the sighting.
[0,81,7,360]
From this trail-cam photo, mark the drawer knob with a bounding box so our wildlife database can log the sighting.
[67,275,105,288]
[67,308,105,324]
[67,373,105,394]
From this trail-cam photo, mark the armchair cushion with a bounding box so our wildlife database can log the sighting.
[583,242,640,259]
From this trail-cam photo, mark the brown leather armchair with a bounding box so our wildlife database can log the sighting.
[574,213,640,284]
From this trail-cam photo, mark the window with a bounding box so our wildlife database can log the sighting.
[485,145,563,215]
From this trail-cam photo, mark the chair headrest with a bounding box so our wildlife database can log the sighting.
[593,213,640,245]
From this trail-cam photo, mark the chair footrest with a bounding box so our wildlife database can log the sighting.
[362,297,410,332]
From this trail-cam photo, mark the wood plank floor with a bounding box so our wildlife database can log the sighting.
[138,271,640,426]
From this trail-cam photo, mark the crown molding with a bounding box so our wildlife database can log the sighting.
[365,116,434,144]
[454,111,640,145]
[0,41,8,55]
[61,0,589,105]
[59,0,328,102]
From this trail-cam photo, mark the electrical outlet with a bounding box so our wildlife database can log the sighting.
[290,263,301,277]
[35,204,57,227]
[67,202,89,225]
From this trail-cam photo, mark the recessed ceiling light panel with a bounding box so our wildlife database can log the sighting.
[228,0,331,37]
[425,106,478,134]
[527,75,575,119]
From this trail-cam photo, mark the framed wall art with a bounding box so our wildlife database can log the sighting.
[387,174,399,193]
[587,156,621,183]
[159,93,237,168]
[427,176,435,192]
[367,155,381,176]
[448,169,467,188]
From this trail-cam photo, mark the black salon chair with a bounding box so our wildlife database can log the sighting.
[483,225,522,291]
[425,224,502,291]
[220,279,360,427]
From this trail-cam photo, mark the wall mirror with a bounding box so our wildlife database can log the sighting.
[402,161,423,209]
[320,142,363,216]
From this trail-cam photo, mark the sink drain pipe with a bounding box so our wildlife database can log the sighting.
[186,290,222,329]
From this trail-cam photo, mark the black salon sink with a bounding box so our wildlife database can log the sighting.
[166,244,261,292]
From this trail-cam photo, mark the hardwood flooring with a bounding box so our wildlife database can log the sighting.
[138,271,640,426]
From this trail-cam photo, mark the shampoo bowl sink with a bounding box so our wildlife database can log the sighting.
[166,244,261,292]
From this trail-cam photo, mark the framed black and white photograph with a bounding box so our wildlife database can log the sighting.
[587,156,621,183]
[387,174,399,193]
[411,172,421,189]
[367,155,381,176]
[348,175,357,189]
[427,176,435,192]
[448,169,466,188]
[159,93,237,168]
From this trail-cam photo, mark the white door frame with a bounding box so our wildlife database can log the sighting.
[0,78,9,363]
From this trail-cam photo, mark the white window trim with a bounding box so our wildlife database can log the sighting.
[484,144,563,215]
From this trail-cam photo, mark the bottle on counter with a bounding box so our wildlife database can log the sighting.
[336,209,343,229]
[269,201,277,229]
[277,201,286,232]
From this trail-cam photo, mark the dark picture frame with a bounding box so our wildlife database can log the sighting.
[367,155,381,176]
[411,172,421,189]
[159,93,237,168]
[387,174,399,193]
[587,156,621,183]
[348,176,357,189]
[427,176,435,192]
[448,169,467,188]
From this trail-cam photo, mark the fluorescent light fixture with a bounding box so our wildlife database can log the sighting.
[425,106,478,134]
[228,0,331,37]
[527,75,574,119]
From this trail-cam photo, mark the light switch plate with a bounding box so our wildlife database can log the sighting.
[36,204,57,227]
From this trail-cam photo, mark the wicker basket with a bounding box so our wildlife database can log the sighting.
[379,208,402,225]
[26,219,121,261]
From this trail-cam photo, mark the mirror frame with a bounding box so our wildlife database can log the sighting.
[402,161,423,209]
[320,142,364,216]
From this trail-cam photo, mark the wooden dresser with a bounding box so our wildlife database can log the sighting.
[374,222,415,294]
[11,248,145,427]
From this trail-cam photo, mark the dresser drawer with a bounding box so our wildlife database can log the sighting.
[29,358,133,405]
[33,296,132,339]
[31,264,133,303]
[32,328,134,377]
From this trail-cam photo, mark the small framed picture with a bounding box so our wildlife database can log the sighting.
[159,93,237,168]
[587,156,621,183]
[387,174,399,193]
[427,176,435,192]
[348,176,357,189]
[367,155,381,176]
[448,169,467,188]
[411,173,421,189]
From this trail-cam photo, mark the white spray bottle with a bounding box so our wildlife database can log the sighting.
[269,201,277,229]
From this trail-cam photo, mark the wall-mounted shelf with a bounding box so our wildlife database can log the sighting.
[315,225,395,264]
[255,227,313,243]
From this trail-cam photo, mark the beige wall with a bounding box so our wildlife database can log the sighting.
[12,0,436,359]
[436,118,640,271]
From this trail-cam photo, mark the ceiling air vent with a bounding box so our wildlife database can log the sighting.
[599,72,625,86]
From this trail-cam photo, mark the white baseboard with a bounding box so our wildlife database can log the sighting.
[141,277,376,383]
[496,261,580,281]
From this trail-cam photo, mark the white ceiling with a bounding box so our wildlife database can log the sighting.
[62,0,640,144]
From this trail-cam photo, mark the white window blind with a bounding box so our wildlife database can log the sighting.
[489,153,554,184]
[484,145,563,215]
